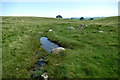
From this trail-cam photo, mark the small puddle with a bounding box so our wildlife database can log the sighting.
[40,37,59,53]
[31,37,59,78]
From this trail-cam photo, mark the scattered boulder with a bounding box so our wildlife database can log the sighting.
[51,47,65,54]
[77,24,87,29]
[67,27,74,30]
[99,31,104,32]
[49,29,52,31]
[41,72,48,80]
[21,20,24,22]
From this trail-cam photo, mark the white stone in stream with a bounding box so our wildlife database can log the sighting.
[52,47,65,54]
[41,72,48,80]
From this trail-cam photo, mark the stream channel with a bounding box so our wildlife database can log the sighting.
[31,37,59,78]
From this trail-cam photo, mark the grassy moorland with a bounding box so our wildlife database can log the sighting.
[2,16,118,78]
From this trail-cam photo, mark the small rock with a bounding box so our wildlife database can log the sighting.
[77,24,87,29]
[39,32,43,33]
[49,29,52,31]
[21,20,24,22]
[99,31,103,32]
[67,27,74,30]
[52,47,65,54]
[41,72,48,80]
[16,68,19,70]
[55,64,59,66]
[39,59,43,61]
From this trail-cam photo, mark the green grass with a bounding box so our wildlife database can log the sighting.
[0,17,2,79]
[2,16,118,78]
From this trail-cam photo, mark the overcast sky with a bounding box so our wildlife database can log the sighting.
[1,0,119,18]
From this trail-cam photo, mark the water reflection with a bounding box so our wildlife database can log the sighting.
[40,37,59,53]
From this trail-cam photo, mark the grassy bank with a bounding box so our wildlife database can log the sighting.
[2,16,118,78]
[45,17,118,78]
[2,17,46,78]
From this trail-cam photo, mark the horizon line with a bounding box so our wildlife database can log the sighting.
[1,15,118,18]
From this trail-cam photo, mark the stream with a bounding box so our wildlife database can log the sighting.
[31,37,59,78]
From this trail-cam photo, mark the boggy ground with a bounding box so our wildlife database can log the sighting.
[2,16,118,78]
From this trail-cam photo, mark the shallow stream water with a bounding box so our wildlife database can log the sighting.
[31,37,59,78]
[40,37,59,53]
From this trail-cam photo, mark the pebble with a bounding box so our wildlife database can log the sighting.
[16,68,19,70]
[49,29,52,31]
[39,32,43,33]
[99,31,104,32]
[41,72,48,80]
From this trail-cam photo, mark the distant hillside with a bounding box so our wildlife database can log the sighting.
[64,16,105,20]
